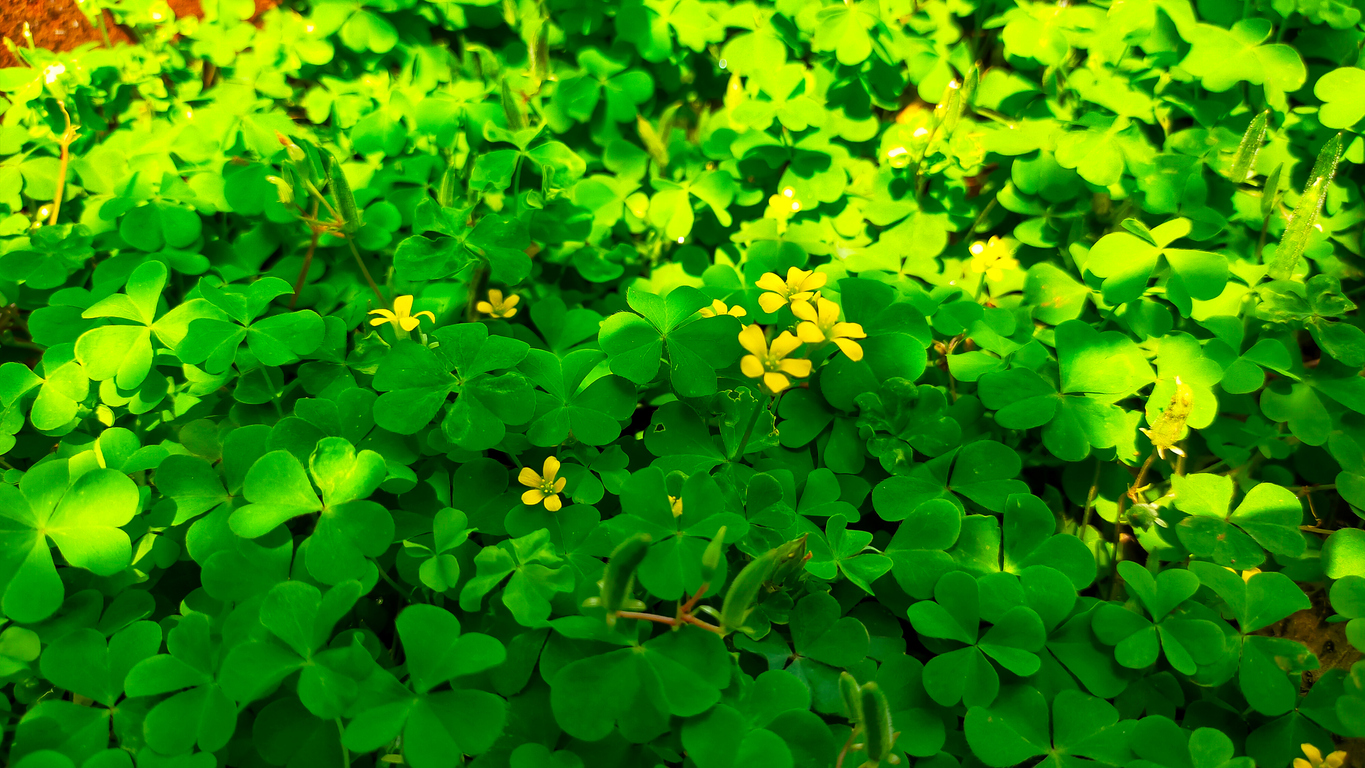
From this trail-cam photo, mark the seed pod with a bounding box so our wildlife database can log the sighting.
[438,165,460,209]
[601,533,651,627]
[323,150,362,235]
[839,672,863,725]
[1262,162,1284,220]
[637,115,670,170]
[501,78,527,131]
[1230,110,1269,183]
[720,549,777,634]
[960,65,979,110]
[700,526,726,584]
[763,533,810,590]
[1269,132,1342,281]
[859,682,895,765]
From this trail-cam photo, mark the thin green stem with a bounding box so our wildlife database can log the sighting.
[1110,452,1156,600]
[346,237,387,306]
[337,719,350,768]
[1079,460,1102,534]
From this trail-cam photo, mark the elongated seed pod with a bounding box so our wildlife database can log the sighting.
[501,78,526,131]
[1262,163,1284,220]
[859,682,894,765]
[720,550,777,634]
[324,150,362,235]
[1230,110,1269,183]
[700,527,726,584]
[1270,132,1342,280]
[438,165,460,209]
[602,533,651,627]
[637,115,670,170]
[840,672,863,725]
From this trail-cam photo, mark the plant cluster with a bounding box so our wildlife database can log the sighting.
[1,0,1365,766]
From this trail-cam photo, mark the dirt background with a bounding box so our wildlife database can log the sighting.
[0,0,278,69]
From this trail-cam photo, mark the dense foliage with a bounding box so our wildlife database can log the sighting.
[3,0,1365,766]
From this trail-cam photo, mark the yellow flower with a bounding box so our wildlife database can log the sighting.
[969,236,1020,282]
[1295,744,1347,768]
[699,299,747,318]
[669,495,683,517]
[792,297,867,361]
[368,295,435,332]
[518,456,567,512]
[476,289,520,319]
[756,267,827,314]
[739,324,811,394]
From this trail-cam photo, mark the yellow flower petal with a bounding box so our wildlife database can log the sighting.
[415,311,436,324]
[796,322,826,345]
[758,293,789,314]
[399,316,420,332]
[741,355,766,379]
[728,305,747,317]
[790,299,818,323]
[522,488,546,505]
[504,294,520,307]
[816,297,840,325]
[543,456,561,481]
[393,295,414,317]
[779,358,812,378]
[488,289,504,305]
[833,322,866,340]
[368,317,391,327]
[552,478,566,494]
[476,302,494,314]
[1302,746,1324,766]
[833,338,864,361]
[544,493,563,512]
[755,272,788,293]
[738,325,769,357]
[518,467,542,488]
[769,331,803,359]
[763,372,790,393]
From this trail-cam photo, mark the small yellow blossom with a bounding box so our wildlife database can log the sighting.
[756,267,827,314]
[476,289,520,318]
[699,299,747,319]
[766,187,804,230]
[669,495,683,517]
[969,236,1020,282]
[369,295,435,332]
[792,297,867,361]
[519,456,567,512]
[1295,744,1347,768]
[739,324,811,394]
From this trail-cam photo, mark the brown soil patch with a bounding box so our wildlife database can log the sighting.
[0,0,279,69]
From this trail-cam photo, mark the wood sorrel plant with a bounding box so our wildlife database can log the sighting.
[0,0,1363,766]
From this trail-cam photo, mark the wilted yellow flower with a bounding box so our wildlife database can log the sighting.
[756,267,827,314]
[519,456,567,512]
[1295,744,1347,768]
[476,289,520,318]
[699,299,746,318]
[669,495,683,517]
[793,297,867,361]
[369,295,435,332]
[739,324,811,394]
[969,236,1019,282]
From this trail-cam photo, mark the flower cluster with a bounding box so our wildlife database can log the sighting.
[737,263,867,394]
